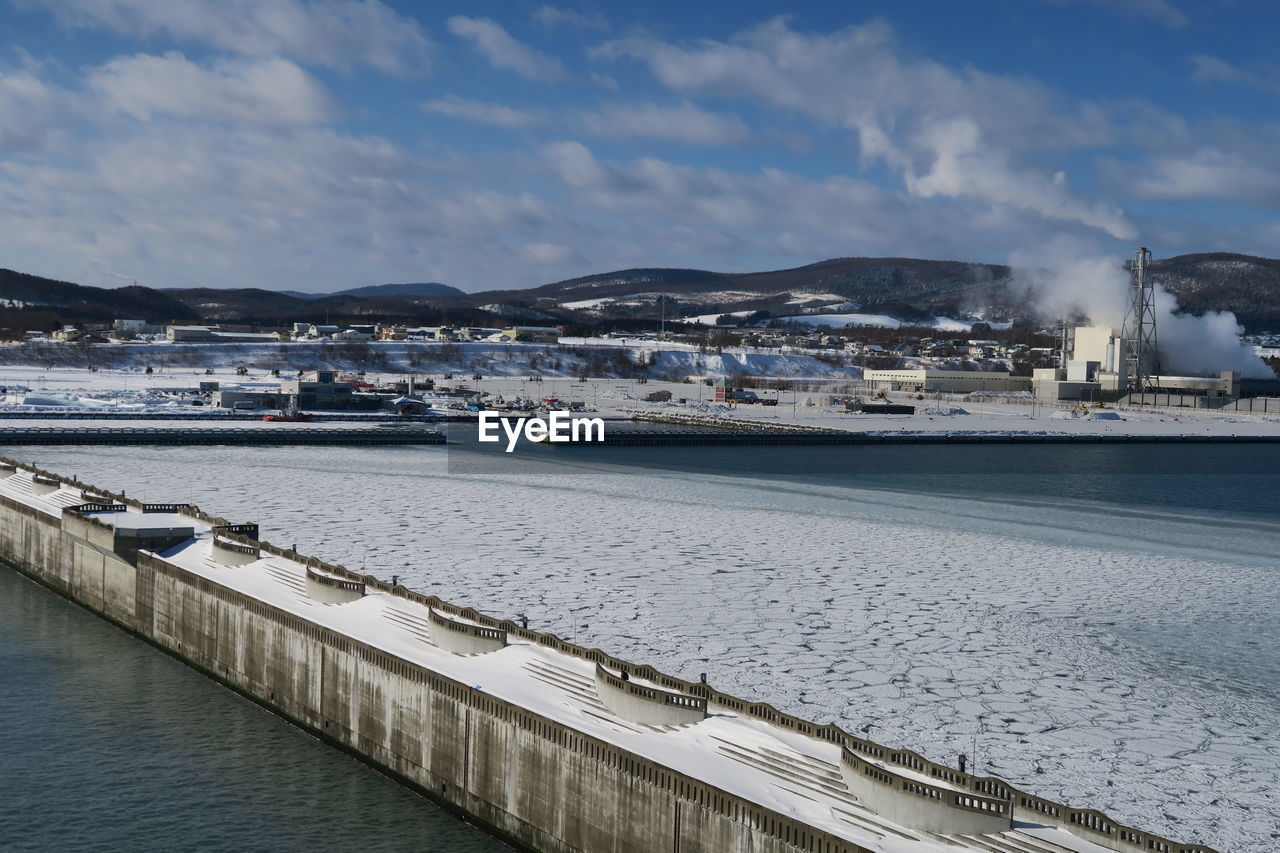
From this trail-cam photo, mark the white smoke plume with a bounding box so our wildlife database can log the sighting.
[1153,289,1273,379]
[1010,240,1272,379]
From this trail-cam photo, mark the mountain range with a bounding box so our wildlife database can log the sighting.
[2,253,1279,333]
[276,283,463,299]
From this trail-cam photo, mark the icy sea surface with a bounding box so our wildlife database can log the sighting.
[6,441,1279,852]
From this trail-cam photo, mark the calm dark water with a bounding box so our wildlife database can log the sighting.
[447,425,1280,519]
[0,567,508,853]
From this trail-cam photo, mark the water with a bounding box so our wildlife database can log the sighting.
[0,567,508,853]
[3,441,1278,851]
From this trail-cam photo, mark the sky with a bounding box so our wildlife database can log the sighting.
[0,0,1277,293]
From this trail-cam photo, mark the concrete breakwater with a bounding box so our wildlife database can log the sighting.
[576,429,1280,446]
[0,427,445,446]
[0,456,1222,853]
[0,411,444,422]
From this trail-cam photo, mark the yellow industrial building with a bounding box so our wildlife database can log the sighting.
[862,368,1032,393]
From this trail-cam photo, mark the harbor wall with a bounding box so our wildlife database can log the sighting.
[0,457,1222,853]
[0,473,868,853]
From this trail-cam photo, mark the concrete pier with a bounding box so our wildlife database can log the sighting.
[0,458,1222,853]
[575,430,1280,446]
[0,426,445,446]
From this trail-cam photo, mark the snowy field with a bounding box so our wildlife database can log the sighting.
[5,442,1276,852]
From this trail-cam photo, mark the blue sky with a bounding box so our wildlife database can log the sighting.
[0,0,1276,292]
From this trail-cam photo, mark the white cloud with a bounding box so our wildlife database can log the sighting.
[1190,54,1280,94]
[905,117,1135,239]
[420,95,538,128]
[6,9,1279,293]
[447,16,566,82]
[537,141,1117,270]
[0,65,69,152]
[0,125,565,288]
[88,53,335,125]
[32,0,432,73]
[532,5,608,32]
[1190,54,1249,84]
[595,18,1133,238]
[579,100,749,146]
[1128,150,1280,206]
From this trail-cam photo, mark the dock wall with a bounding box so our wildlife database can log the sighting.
[0,456,1222,853]
[0,469,868,853]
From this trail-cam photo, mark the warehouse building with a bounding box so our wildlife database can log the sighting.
[862,368,1031,393]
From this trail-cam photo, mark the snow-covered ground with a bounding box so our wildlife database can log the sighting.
[4,442,1275,852]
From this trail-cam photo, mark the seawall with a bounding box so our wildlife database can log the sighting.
[0,457,1222,853]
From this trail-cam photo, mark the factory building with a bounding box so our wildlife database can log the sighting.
[502,326,561,343]
[166,325,284,343]
[278,370,381,410]
[862,368,1031,393]
[214,371,384,411]
[1034,325,1243,401]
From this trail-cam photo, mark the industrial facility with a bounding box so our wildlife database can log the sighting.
[1034,248,1280,404]
[1033,324,1243,401]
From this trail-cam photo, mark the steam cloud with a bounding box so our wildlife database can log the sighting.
[1010,242,1272,379]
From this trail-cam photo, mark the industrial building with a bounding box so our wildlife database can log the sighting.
[1033,249,1280,404]
[279,370,379,410]
[1033,324,1243,401]
[863,369,1032,393]
[502,325,561,343]
[166,325,284,343]
[214,370,383,411]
